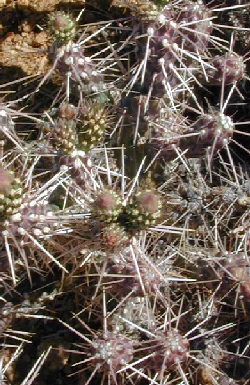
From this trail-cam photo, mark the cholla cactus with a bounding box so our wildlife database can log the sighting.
[147,328,190,371]
[99,223,129,251]
[48,11,76,45]
[201,52,246,85]
[55,43,104,95]
[0,174,23,220]
[124,189,162,230]
[77,103,109,151]
[180,111,234,157]
[1,1,250,385]
[92,189,122,222]
[51,115,77,154]
[90,331,134,373]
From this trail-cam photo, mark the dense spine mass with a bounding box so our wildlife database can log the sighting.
[0,0,250,384]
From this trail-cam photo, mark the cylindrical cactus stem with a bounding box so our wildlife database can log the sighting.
[59,150,92,187]
[92,189,122,223]
[98,222,129,251]
[145,108,186,161]
[176,0,213,52]
[180,112,234,158]
[58,102,77,120]
[123,189,162,230]
[48,11,76,45]
[55,43,103,95]
[90,331,134,374]
[77,103,108,151]
[0,174,23,219]
[146,328,189,371]
[200,52,245,85]
[107,251,162,296]
[51,115,77,155]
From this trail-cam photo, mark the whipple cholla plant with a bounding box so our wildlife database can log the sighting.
[1,0,250,384]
